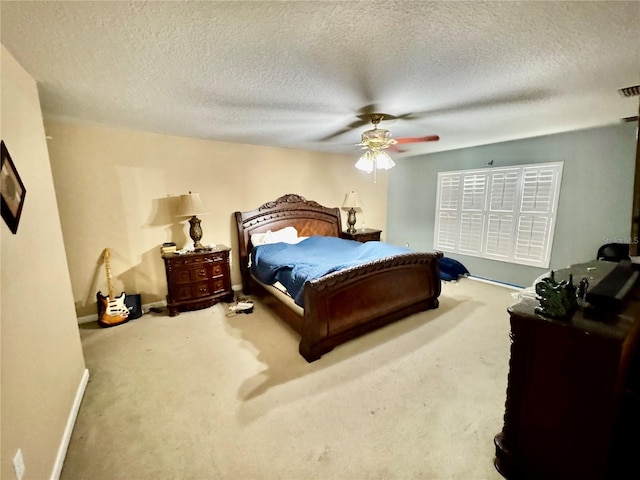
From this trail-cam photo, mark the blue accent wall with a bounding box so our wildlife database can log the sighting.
[387,123,638,287]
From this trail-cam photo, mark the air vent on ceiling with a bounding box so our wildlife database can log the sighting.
[619,85,640,123]
[619,85,640,97]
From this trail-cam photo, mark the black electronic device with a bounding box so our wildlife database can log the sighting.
[585,260,639,312]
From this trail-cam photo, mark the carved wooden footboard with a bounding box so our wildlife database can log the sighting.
[300,252,442,361]
[234,193,442,362]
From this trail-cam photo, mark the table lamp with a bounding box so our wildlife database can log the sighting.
[176,192,209,251]
[342,191,363,234]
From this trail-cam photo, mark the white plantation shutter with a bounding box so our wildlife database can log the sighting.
[439,174,460,210]
[484,169,519,260]
[434,173,462,250]
[514,215,549,264]
[436,211,458,250]
[458,172,487,253]
[489,170,519,211]
[434,162,562,268]
[513,165,562,266]
[459,212,484,253]
[485,214,514,259]
[462,173,487,211]
[520,166,556,213]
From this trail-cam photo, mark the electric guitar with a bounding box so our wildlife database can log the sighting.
[97,248,129,327]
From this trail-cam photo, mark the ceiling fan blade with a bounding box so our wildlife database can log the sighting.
[318,119,371,142]
[395,135,440,144]
[407,89,550,120]
[317,105,383,141]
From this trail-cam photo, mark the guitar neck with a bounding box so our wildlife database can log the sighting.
[103,248,116,299]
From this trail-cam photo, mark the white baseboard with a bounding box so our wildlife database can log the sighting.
[50,368,89,480]
[77,300,167,324]
[466,275,523,291]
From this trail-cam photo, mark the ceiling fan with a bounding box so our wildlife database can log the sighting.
[355,113,439,153]
[353,113,440,182]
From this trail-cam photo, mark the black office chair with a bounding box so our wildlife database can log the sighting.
[596,243,630,262]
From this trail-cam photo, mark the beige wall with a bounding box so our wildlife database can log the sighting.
[1,46,87,479]
[44,120,389,318]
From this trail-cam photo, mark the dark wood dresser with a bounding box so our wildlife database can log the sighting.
[162,246,234,316]
[494,261,640,479]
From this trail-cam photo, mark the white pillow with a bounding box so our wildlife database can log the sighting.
[266,226,299,244]
[251,226,299,246]
[251,232,269,246]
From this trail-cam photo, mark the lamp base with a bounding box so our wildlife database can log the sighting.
[189,216,206,251]
[347,208,357,234]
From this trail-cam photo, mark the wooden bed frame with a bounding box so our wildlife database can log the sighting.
[234,193,442,362]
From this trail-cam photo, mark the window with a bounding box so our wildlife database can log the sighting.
[434,162,563,268]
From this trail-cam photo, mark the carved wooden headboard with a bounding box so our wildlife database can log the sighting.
[234,193,342,291]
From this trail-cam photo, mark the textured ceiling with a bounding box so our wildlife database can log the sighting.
[1,1,639,157]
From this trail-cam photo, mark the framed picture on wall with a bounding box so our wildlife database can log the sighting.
[1,141,27,234]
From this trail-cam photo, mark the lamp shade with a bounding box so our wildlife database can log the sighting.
[355,151,375,173]
[176,192,209,217]
[373,150,396,170]
[342,191,363,212]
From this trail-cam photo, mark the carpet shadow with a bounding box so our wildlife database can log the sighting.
[79,320,102,330]
[224,291,485,421]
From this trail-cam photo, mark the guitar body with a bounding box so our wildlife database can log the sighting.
[97,291,129,327]
[97,248,130,327]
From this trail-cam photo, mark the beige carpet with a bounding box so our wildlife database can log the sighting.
[61,278,516,480]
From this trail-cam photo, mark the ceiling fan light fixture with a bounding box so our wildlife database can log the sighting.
[354,114,408,182]
[356,127,397,150]
[354,149,396,184]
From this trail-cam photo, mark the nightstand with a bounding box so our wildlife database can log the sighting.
[162,246,234,316]
[341,228,382,243]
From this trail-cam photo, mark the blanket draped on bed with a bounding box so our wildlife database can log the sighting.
[251,236,411,307]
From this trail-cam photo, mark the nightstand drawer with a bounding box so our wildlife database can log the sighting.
[192,267,210,282]
[171,266,210,284]
[173,268,193,285]
[174,284,194,301]
[212,278,227,294]
[192,281,212,298]
[211,264,225,277]
[172,256,212,267]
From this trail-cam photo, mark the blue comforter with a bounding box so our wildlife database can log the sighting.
[251,236,411,307]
